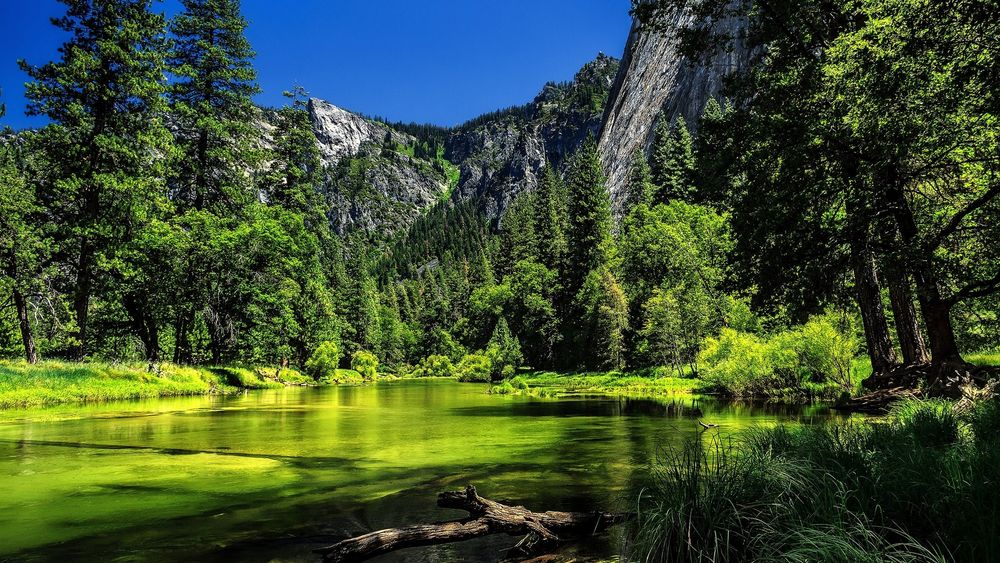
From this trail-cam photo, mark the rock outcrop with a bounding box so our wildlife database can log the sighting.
[598,6,751,208]
[308,99,451,237]
[445,54,619,225]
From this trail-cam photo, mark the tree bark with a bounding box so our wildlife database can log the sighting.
[124,293,160,363]
[72,236,93,361]
[885,267,929,365]
[885,186,963,362]
[13,288,38,364]
[851,242,899,375]
[316,485,628,563]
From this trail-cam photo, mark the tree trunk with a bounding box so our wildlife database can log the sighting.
[13,288,38,364]
[124,293,160,363]
[173,310,194,364]
[885,186,964,363]
[851,242,899,375]
[886,268,929,365]
[316,485,627,563]
[72,236,94,361]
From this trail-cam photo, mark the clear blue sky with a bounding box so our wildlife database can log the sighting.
[0,0,632,130]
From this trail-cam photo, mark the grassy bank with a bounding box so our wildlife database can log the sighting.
[0,361,315,409]
[507,370,705,397]
[626,396,1000,562]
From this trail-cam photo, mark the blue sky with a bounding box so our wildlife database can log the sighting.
[0,0,632,129]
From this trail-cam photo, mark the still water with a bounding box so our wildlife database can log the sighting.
[0,380,844,562]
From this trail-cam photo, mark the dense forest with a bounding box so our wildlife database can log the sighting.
[1,0,998,402]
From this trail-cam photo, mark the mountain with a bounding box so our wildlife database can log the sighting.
[308,98,456,237]
[306,54,619,239]
[598,6,751,207]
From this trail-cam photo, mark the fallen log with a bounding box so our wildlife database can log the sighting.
[315,485,628,562]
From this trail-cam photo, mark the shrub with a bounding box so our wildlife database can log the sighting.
[350,350,379,381]
[510,376,529,390]
[698,314,860,399]
[457,353,492,382]
[305,340,341,380]
[414,354,454,378]
[486,318,523,381]
[489,381,516,395]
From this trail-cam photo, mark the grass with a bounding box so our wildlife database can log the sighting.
[0,361,311,409]
[969,350,1000,367]
[626,396,1000,562]
[515,370,705,398]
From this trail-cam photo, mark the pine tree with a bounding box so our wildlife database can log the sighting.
[19,0,172,359]
[533,166,567,273]
[576,267,629,371]
[268,87,324,222]
[487,316,523,380]
[565,136,612,297]
[168,0,261,212]
[623,149,655,210]
[650,115,696,202]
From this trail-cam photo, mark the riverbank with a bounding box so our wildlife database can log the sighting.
[499,370,706,397]
[625,395,1000,561]
[0,361,322,409]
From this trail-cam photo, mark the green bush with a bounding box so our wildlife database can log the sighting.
[699,314,859,398]
[305,340,341,380]
[414,354,454,378]
[510,375,529,390]
[457,353,492,382]
[489,381,516,395]
[350,350,379,381]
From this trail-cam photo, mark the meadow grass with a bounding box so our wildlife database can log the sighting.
[0,361,309,409]
[516,370,705,397]
[626,396,1000,562]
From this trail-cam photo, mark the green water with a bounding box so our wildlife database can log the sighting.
[0,380,845,562]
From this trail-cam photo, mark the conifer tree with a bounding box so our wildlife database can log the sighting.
[486,316,523,380]
[168,0,260,212]
[576,267,628,371]
[623,149,655,210]
[650,115,696,202]
[19,0,172,359]
[565,136,612,297]
[533,166,568,273]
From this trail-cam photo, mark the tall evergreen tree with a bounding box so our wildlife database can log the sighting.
[533,166,568,273]
[168,0,260,212]
[565,136,612,297]
[623,149,655,210]
[652,116,696,202]
[19,0,172,359]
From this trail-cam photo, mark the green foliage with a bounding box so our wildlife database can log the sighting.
[485,317,523,381]
[350,350,379,381]
[699,314,861,398]
[574,268,629,371]
[413,354,454,378]
[649,115,695,202]
[456,353,492,383]
[305,340,341,381]
[565,136,612,294]
[627,397,1000,562]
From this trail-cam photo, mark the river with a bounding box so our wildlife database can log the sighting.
[0,380,846,561]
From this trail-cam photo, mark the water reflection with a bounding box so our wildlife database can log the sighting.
[0,380,850,562]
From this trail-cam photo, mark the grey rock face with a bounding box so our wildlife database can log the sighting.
[308,99,449,237]
[309,98,412,164]
[445,54,620,226]
[599,8,750,209]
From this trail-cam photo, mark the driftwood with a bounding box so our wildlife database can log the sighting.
[315,485,628,562]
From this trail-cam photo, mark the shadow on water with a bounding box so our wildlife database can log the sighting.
[0,380,850,562]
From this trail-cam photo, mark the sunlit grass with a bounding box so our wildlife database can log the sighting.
[0,361,308,409]
[517,370,705,397]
